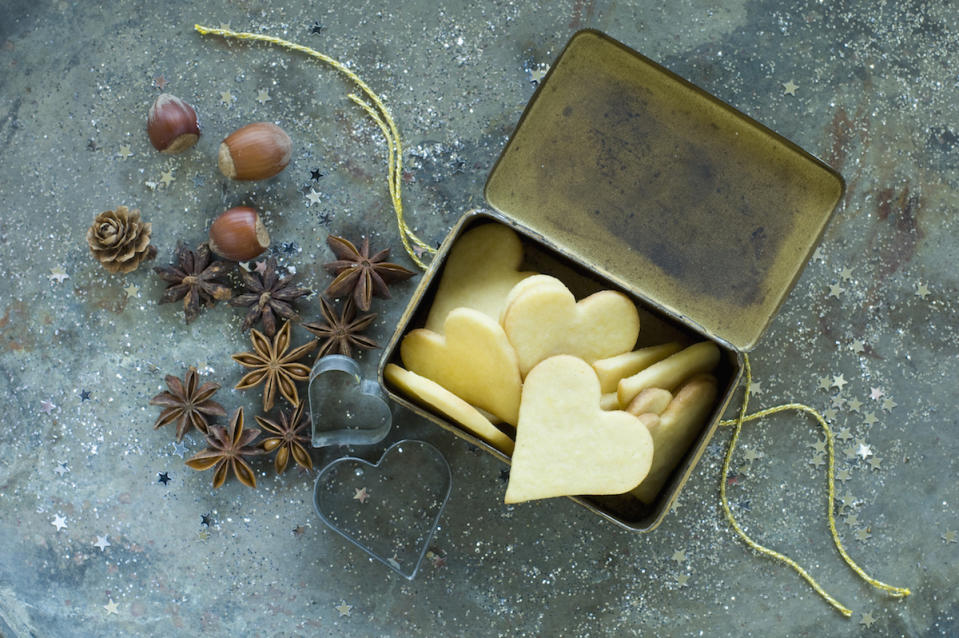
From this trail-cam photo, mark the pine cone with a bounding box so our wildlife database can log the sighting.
[86,206,157,274]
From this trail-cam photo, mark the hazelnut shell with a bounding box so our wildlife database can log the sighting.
[147,94,200,153]
[208,207,271,262]
[218,122,292,181]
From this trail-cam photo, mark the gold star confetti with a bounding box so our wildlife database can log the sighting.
[915,282,930,299]
[104,600,119,615]
[830,395,845,409]
[256,88,271,104]
[817,376,831,391]
[855,527,871,542]
[123,284,139,297]
[831,374,848,391]
[782,79,799,95]
[849,339,865,354]
[750,380,763,396]
[671,549,686,564]
[839,267,853,281]
[809,453,825,469]
[840,492,857,509]
[823,407,838,421]
[195,530,210,542]
[676,574,690,587]
[827,283,844,298]
[863,413,878,426]
[160,170,174,186]
[220,90,233,105]
[846,397,863,412]
[881,397,897,412]
[868,456,882,471]
[845,513,859,526]
[844,445,859,461]
[742,448,762,463]
[49,266,69,283]
[836,469,852,483]
[860,612,875,628]
[942,530,957,543]
[335,602,352,617]
[117,145,133,159]
[809,439,826,453]
[353,487,370,503]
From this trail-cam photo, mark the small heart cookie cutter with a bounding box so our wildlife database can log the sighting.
[313,440,452,580]
[307,354,392,448]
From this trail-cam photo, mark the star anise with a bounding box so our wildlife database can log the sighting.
[154,242,232,323]
[301,296,378,358]
[185,407,262,489]
[255,402,313,474]
[323,235,416,311]
[149,366,227,441]
[232,320,317,412]
[230,257,312,337]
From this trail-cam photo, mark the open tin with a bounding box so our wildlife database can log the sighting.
[379,30,843,531]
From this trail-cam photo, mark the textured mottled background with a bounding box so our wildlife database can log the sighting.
[0,1,956,636]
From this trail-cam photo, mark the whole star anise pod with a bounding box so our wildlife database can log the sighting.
[232,320,317,412]
[185,407,262,489]
[230,257,312,336]
[323,235,416,311]
[255,402,313,474]
[302,296,378,358]
[154,242,232,323]
[149,366,226,441]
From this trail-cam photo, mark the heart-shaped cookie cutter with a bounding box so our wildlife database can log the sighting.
[313,440,452,580]
[307,354,392,447]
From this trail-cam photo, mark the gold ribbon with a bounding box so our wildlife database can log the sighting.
[195,24,436,270]
[719,354,910,616]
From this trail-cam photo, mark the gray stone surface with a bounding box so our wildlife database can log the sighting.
[0,1,956,636]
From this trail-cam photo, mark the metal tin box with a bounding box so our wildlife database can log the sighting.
[379,30,843,531]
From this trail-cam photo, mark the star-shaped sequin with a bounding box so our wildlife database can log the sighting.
[104,600,119,615]
[849,339,865,354]
[305,188,322,207]
[317,211,332,226]
[310,21,324,34]
[353,487,370,503]
[839,267,853,281]
[671,549,686,564]
[782,80,799,95]
[942,530,958,543]
[915,282,930,299]
[831,374,848,391]
[855,527,872,542]
[870,387,884,401]
[881,397,897,412]
[201,514,213,527]
[158,471,171,485]
[742,448,763,463]
[836,469,852,483]
[847,398,863,412]
[94,535,111,551]
[310,168,324,181]
[51,514,67,531]
[809,454,825,469]
[153,75,167,90]
[827,283,844,298]
[220,90,233,106]
[836,427,853,442]
[860,612,875,628]
[817,376,831,391]
[845,513,859,526]
[676,574,690,587]
[856,442,872,460]
[123,284,139,297]
[117,145,133,159]
[863,412,879,426]
[54,462,69,476]
[40,400,57,414]
[49,267,69,283]
[171,441,188,458]
[256,89,271,104]
[159,170,174,187]
[335,602,352,617]
[868,456,882,471]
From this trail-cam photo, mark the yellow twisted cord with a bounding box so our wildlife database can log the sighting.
[719,354,911,616]
[194,24,436,270]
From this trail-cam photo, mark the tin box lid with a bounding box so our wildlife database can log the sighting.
[484,30,844,351]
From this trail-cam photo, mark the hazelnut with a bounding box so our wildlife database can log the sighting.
[218,122,292,181]
[147,94,201,153]
[208,207,271,261]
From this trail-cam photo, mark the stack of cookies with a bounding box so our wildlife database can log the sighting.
[385,223,720,505]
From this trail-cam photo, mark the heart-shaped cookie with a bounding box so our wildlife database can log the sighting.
[401,307,522,425]
[307,355,392,447]
[313,440,452,580]
[505,355,653,503]
[385,364,515,455]
[424,224,537,333]
[502,278,640,376]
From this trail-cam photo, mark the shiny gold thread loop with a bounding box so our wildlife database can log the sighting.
[719,354,911,616]
[194,24,436,270]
